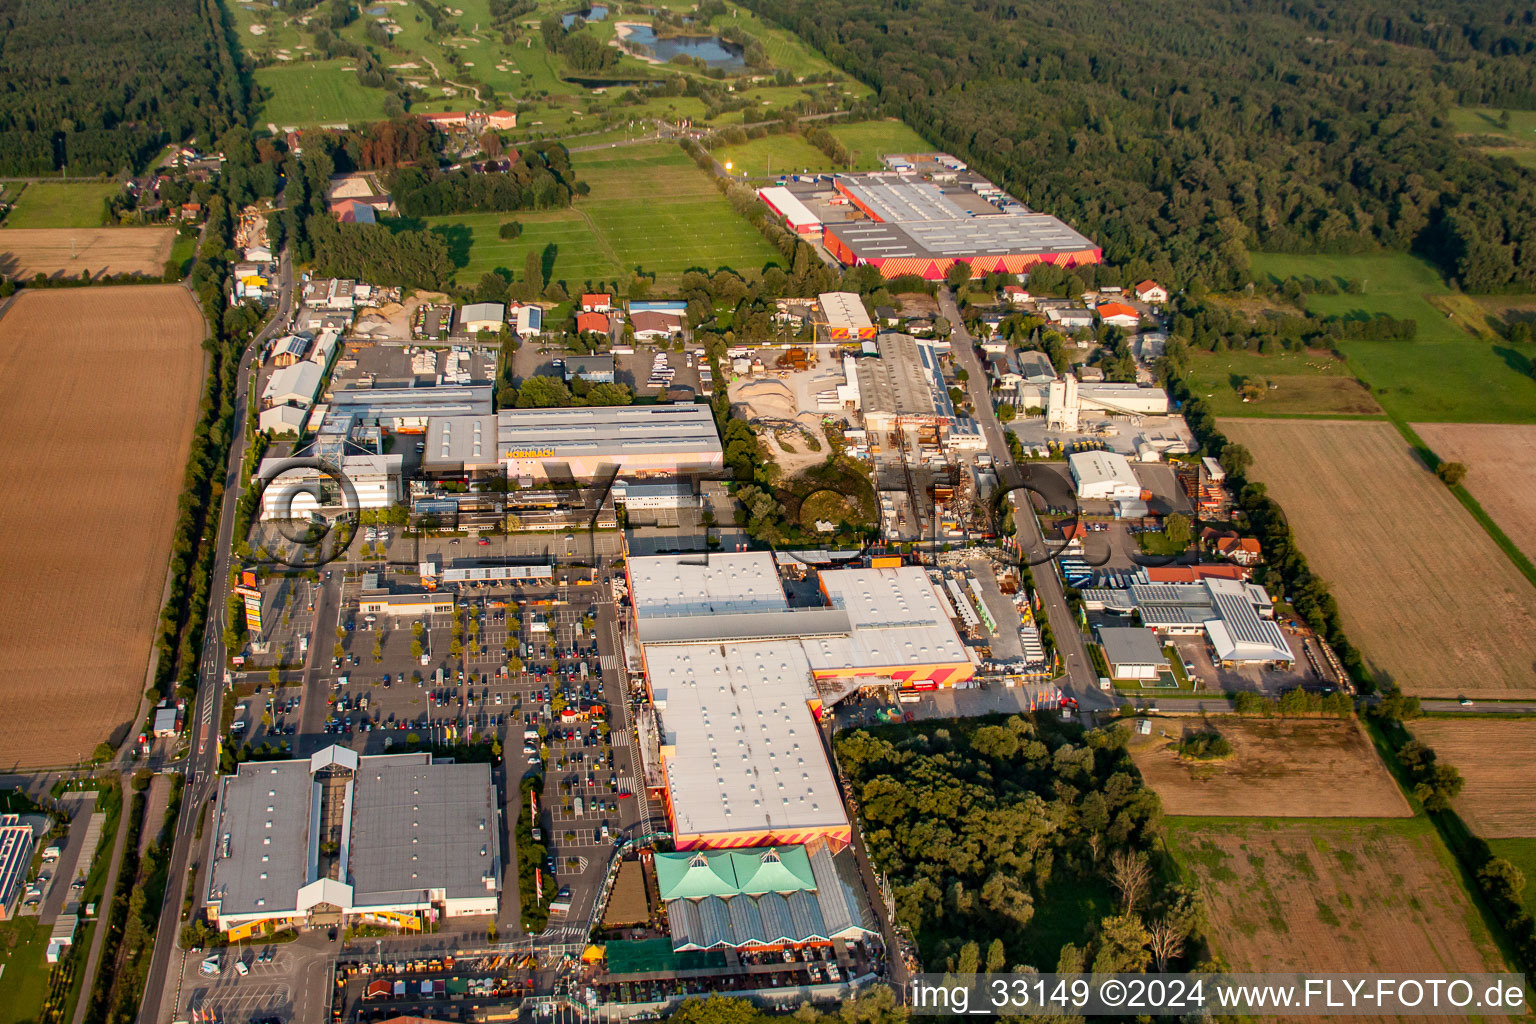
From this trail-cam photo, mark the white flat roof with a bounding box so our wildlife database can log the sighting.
[759,186,821,229]
[645,641,847,841]
[1069,450,1141,491]
[811,567,968,668]
[817,292,873,333]
[629,552,789,619]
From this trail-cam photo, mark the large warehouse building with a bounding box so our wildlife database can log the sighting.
[1082,578,1295,666]
[1068,450,1143,501]
[625,553,973,850]
[204,746,500,940]
[854,332,954,433]
[498,405,723,482]
[818,159,1100,280]
[758,186,822,239]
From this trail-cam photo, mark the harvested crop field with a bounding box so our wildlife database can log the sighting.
[0,227,174,279]
[1169,819,1508,991]
[1412,423,1536,565]
[1408,719,1536,838]
[0,287,205,769]
[1220,418,1536,698]
[1131,718,1409,818]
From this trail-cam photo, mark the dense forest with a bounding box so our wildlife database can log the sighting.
[0,0,245,175]
[837,716,1189,974]
[742,0,1536,292]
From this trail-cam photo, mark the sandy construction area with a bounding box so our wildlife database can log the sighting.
[0,287,205,768]
[1220,418,1536,698]
[1413,422,1536,565]
[1409,718,1536,838]
[1172,819,1508,1016]
[1131,718,1409,818]
[0,227,175,278]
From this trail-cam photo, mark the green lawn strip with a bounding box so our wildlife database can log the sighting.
[1,182,117,229]
[1388,419,1536,590]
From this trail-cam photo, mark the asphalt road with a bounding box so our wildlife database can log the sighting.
[140,248,294,1024]
[939,289,1111,711]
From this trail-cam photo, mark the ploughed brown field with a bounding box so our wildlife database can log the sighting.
[1130,718,1410,818]
[1409,718,1536,838]
[1170,819,1510,1022]
[0,226,174,278]
[0,287,205,768]
[1413,422,1536,565]
[1220,418,1536,698]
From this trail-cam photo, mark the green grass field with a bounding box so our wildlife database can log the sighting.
[428,142,782,286]
[0,917,52,1024]
[826,118,934,166]
[712,132,835,177]
[1,182,117,229]
[1248,252,1536,423]
[254,60,391,128]
[1449,106,1536,170]
[1185,347,1383,418]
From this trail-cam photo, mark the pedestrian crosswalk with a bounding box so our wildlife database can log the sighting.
[599,655,620,671]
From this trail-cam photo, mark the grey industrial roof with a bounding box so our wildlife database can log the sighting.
[348,757,499,904]
[423,415,500,468]
[854,333,943,417]
[496,404,722,459]
[209,760,314,917]
[330,384,494,420]
[209,750,498,920]
[829,174,1096,260]
[1016,349,1057,382]
[636,608,852,646]
[1097,627,1168,668]
[459,302,505,325]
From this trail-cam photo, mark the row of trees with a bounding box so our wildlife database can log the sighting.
[742,0,1536,293]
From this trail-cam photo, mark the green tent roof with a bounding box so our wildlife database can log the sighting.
[654,850,738,901]
[731,847,816,895]
[655,846,820,901]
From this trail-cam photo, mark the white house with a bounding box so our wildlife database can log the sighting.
[508,304,543,339]
[1135,280,1169,304]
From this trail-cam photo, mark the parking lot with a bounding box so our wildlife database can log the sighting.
[253,571,657,944]
[177,944,304,1024]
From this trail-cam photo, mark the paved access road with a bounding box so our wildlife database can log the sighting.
[939,288,1111,711]
[140,249,295,1024]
